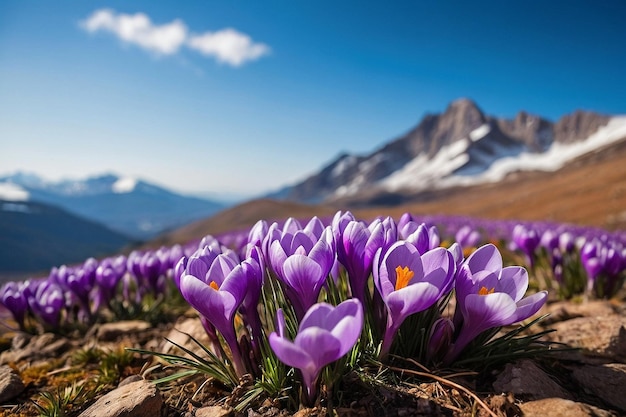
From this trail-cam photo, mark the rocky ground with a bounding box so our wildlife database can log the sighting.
[0,297,625,417]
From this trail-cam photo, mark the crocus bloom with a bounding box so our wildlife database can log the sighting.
[455,225,482,249]
[445,244,548,364]
[0,282,28,329]
[269,299,363,404]
[266,222,335,319]
[179,246,261,377]
[373,241,456,357]
[28,280,65,328]
[336,219,384,304]
[94,255,126,310]
[512,224,540,268]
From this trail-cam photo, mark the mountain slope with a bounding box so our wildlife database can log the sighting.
[273,99,623,203]
[0,173,226,239]
[0,200,133,275]
[149,134,626,250]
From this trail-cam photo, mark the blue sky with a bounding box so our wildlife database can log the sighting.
[1,1,625,200]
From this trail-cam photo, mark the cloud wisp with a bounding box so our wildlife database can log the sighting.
[80,9,270,67]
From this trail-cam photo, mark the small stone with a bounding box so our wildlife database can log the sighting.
[78,379,162,417]
[0,365,25,403]
[546,315,626,361]
[571,363,626,412]
[492,359,572,400]
[0,333,71,364]
[96,321,151,341]
[195,405,234,417]
[519,398,615,417]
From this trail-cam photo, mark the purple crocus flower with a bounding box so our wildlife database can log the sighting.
[179,246,261,377]
[426,317,455,364]
[0,282,28,329]
[373,241,456,357]
[29,280,65,329]
[455,225,482,249]
[94,255,126,310]
[269,299,363,404]
[581,239,603,293]
[512,224,540,268]
[445,244,548,364]
[266,222,335,319]
[336,219,384,305]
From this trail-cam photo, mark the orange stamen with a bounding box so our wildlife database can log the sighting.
[395,266,414,291]
[209,281,219,290]
[478,286,495,295]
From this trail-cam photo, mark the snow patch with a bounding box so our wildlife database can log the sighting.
[331,155,357,178]
[469,124,491,142]
[0,182,30,201]
[440,116,626,188]
[361,116,626,195]
[112,177,137,193]
[379,139,469,192]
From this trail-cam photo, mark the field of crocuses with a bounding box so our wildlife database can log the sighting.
[1,210,625,415]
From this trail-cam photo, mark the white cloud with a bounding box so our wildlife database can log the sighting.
[81,9,187,55]
[80,9,270,66]
[187,28,271,67]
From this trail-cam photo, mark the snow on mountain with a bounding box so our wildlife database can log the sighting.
[452,115,626,184]
[0,172,226,239]
[383,115,626,193]
[112,177,138,193]
[0,182,30,201]
[274,99,626,204]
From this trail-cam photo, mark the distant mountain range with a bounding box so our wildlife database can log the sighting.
[0,199,133,275]
[0,173,226,239]
[270,99,626,205]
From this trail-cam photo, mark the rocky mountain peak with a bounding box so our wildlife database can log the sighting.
[497,111,553,151]
[272,99,622,205]
[553,110,610,144]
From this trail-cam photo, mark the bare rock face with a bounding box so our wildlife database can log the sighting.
[519,398,616,417]
[492,359,572,400]
[553,110,610,144]
[497,111,553,151]
[78,379,162,417]
[0,365,25,403]
[570,363,626,412]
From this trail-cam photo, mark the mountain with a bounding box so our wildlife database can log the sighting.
[272,99,625,204]
[0,173,226,239]
[150,134,626,250]
[0,200,132,276]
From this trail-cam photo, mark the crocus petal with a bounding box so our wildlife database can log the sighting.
[462,292,518,332]
[283,255,324,295]
[179,274,234,328]
[295,327,342,371]
[512,291,548,322]
[299,302,335,330]
[269,333,314,371]
[466,244,502,274]
[498,266,529,301]
[386,282,440,320]
[421,247,455,293]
